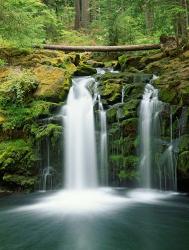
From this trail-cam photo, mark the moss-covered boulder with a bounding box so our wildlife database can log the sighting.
[0,69,39,106]
[117,54,144,71]
[86,60,105,68]
[179,135,189,152]
[99,72,135,84]
[120,118,138,137]
[33,65,74,102]
[0,139,37,191]
[178,151,189,177]
[109,154,139,183]
[107,107,118,123]
[99,82,122,105]
[31,123,62,145]
[74,64,97,76]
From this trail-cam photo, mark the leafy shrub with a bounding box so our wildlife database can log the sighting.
[0,58,6,67]
[3,70,39,105]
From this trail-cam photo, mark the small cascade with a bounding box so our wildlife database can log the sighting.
[62,76,98,190]
[41,137,55,191]
[121,86,125,103]
[179,107,189,135]
[159,145,177,190]
[98,94,108,185]
[139,78,178,191]
[139,83,163,188]
[158,107,177,191]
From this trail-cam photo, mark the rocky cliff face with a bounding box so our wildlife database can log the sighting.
[0,46,189,192]
[107,48,189,191]
[0,48,77,191]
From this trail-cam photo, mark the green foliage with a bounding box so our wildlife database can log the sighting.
[0,0,62,46]
[118,170,138,181]
[0,70,38,108]
[61,30,96,45]
[0,140,35,171]
[31,123,62,145]
[0,139,37,190]
[116,14,143,44]
[0,58,6,67]
[1,100,55,131]
[5,70,38,106]
[0,0,188,46]
[3,174,36,189]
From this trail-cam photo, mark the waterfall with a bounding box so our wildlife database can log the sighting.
[98,95,108,185]
[62,76,98,190]
[121,86,125,103]
[139,83,163,188]
[41,137,55,191]
[139,80,178,191]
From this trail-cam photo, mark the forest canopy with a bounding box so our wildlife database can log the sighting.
[0,0,188,47]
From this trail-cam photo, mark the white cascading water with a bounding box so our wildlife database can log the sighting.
[98,94,108,185]
[41,137,54,191]
[14,72,179,216]
[121,86,125,103]
[139,78,178,191]
[139,82,162,188]
[62,76,98,189]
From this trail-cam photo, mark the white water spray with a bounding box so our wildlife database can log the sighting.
[139,83,162,188]
[62,76,98,189]
[98,95,108,185]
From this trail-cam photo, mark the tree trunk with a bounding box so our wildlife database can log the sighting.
[144,1,154,34]
[35,44,161,52]
[81,0,89,28]
[74,0,81,29]
[175,0,188,40]
[75,0,89,29]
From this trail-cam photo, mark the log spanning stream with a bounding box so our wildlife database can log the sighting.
[35,43,161,52]
[0,70,189,250]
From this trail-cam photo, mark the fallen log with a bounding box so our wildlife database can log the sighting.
[34,44,161,52]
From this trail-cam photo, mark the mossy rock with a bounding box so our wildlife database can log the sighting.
[1,100,57,132]
[0,114,5,125]
[109,154,139,180]
[2,174,37,191]
[107,107,118,123]
[110,137,136,156]
[140,52,165,65]
[118,169,138,182]
[0,139,37,191]
[33,65,74,102]
[159,88,179,104]
[179,82,189,105]
[120,118,138,137]
[116,100,139,120]
[0,69,39,106]
[178,151,189,176]
[108,123,121,138]
[179,135,189,153]
[86,60,105,68]
[0,48,77,68]
[74,64,97,76]
[154,77,180,104]
[99,82,122,105]
[124,83,145,101]
[31,123,62,145]
[0,47,31,64]
[118,55,144,71]
[144,61,165,75]
[0,67,14,83]
[99,72,135,84]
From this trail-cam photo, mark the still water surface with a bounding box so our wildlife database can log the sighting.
[0,189,189,250]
